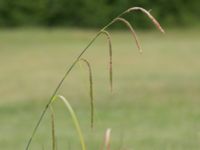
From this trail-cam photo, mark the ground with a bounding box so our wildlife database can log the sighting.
[0,28,200,150]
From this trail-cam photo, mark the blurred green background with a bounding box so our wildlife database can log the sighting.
[0,0,200,28]
[0,1,200,150]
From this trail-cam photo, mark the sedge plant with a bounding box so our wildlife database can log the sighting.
[25,7,165,150]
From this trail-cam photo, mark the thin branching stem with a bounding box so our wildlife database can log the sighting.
[25,7,164,150]
[25,32,101,150]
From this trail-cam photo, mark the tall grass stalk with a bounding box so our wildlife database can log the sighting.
[25,7,164,150]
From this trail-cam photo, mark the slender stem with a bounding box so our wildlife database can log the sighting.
[25,32,100,150]
[50,106,56,150]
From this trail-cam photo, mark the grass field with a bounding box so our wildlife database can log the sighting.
[0,28,200,150]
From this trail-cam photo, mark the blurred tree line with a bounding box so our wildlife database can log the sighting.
[0,0,199,28]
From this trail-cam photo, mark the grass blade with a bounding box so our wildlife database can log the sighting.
[51,95,86,150]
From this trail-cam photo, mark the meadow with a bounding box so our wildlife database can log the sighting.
[0,28,200,150]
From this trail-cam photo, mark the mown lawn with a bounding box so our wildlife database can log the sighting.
[0,28,200,150]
